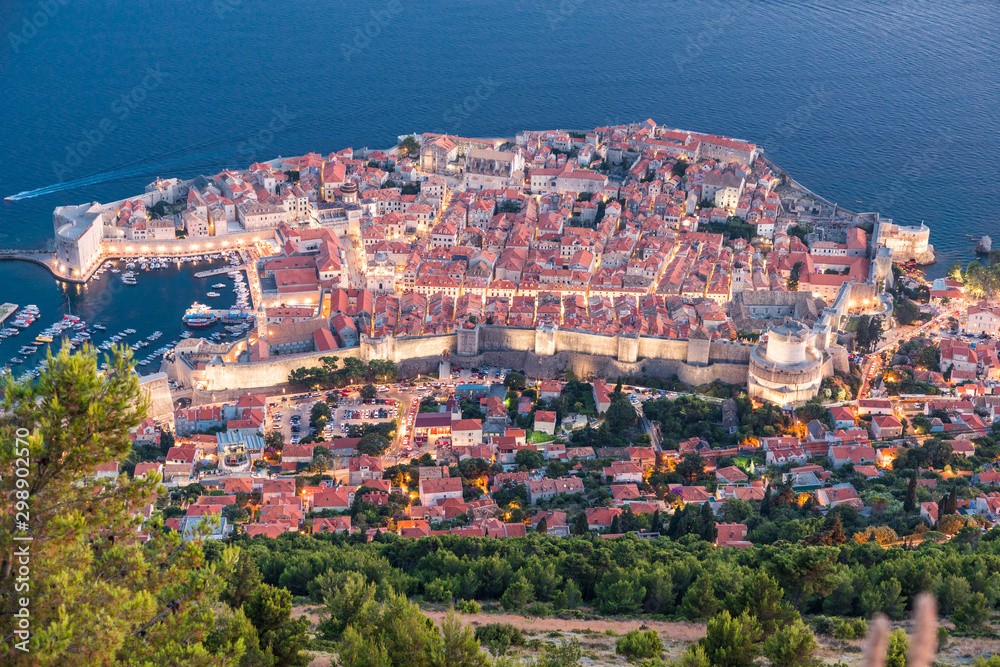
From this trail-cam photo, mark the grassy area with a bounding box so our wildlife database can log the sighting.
[528,430,556,444]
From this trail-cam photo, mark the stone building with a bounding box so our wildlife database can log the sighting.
[748,320,826,406]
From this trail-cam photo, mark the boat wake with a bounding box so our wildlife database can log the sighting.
[5,153,226,201]
[4,95,433,202]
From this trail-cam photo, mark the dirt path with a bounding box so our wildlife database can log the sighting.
[423,609,708,641]
[294,604,705,641]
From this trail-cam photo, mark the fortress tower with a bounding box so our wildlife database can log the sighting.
[747,320,824,406]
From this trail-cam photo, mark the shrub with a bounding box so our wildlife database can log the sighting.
[952,592,990,632]
[701,611,760,667]
[616,629,664,661]
[525,602,551,617]
[474,622,524,647]
[763,621,819,667]
[500,574,535,611]
[424,578,453,602]
[833,618,868,640]
[810,616,837,636]
[458,599,482,614]
[886,629,908,667]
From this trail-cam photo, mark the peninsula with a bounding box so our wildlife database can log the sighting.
[11,121,1000,666]
[37,121,939,412]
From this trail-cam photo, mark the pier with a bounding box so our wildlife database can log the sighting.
[0,249,63,275]
[194,265,248,278]
[0,303,18,325]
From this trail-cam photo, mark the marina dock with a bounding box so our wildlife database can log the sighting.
[0,303,18,325]
[194,265,247,278]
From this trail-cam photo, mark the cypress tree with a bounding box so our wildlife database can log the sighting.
[760,487,773,516]
[699,502,718,542]
[904,470,918,513]
[944,485,958,515]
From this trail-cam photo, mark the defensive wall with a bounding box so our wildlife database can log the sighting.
[165,323,756,393]
[138,372,175,420]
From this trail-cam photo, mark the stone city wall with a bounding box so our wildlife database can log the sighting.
[139,372,175,420]
[167,345,364,391]
[182,324,755,393]
[479,326,536,352]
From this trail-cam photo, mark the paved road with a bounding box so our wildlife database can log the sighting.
[860,306,959,398]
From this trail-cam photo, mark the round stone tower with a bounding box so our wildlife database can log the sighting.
[748,320,824,406]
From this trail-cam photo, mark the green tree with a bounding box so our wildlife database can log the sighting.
[244,583,310,667]
[770,547,839,610]
[682,575,720,620]
[440,609,489,667]
[606,392,638,432]
[361,384,378,401]
[675,646,711,667]
[893,297,921,326]
[514,448,545,470]
[594,570,646,614]
[952,592,990,632]
[500,574,535,611]
[0,345,246,664]
[343,590,442,667]
[358,432,390,456]
[338,625,391,667]
[222,550,263,609]
[616,629,663,661]
[762,621,819,667]
[942,485,958,516]
[204,606,273,667]
[726,571,798,635]
[885,629,908,667]
[675,454,706,484]
[904,470,918,513]
[398,135,421,157]
[265,430,285,450]
[787,261,804,291]
[700,611,761,667]
[317,571,378,640]
[504,371,527,391]
[947,260,964,281]
[859,578,905,619]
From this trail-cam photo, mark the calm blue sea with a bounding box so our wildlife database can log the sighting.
[0,0,997,362]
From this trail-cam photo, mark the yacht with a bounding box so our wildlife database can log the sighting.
[207,291,221,298]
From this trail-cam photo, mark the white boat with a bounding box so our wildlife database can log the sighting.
[212,283,226,289]
[207,292,221,298]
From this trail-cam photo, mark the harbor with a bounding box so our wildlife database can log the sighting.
[0,252,255,382]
